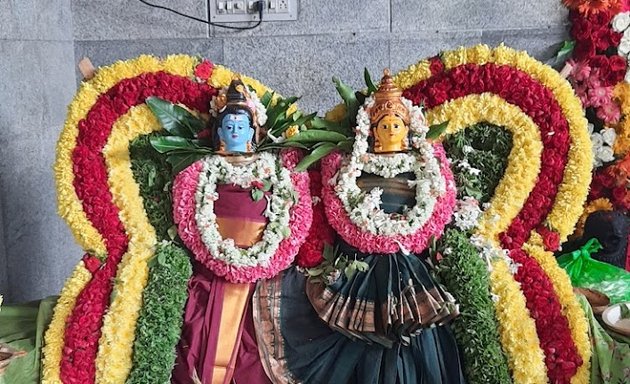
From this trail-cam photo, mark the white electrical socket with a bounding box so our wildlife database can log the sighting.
[210,0,297,22]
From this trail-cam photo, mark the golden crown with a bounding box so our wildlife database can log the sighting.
[369,69,410,126]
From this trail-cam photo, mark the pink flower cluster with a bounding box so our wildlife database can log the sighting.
[320,144,456,255]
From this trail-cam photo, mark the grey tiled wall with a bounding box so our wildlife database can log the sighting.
[0,0,569,302]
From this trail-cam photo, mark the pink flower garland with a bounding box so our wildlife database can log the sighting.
[172,149,312,283]
[320,144,456,254]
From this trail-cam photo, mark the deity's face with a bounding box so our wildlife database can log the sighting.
[218,112,255,153]
[373,114,408,153]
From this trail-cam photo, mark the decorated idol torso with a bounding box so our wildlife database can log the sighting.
[169,77,312,383]
[321,71,456,253]
[172,78,311,283]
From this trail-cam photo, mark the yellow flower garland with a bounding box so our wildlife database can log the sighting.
[613,83,630,156]
[48,55,200,384]
[425,93,543,243]
[94,106,160,384]
[441,44,591,242]
[524,235,591,384]
[41,261,92,384]
[392,59,432,90]
[490,258,547,384]
[394,45,592,383]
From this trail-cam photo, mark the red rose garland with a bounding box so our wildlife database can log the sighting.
[295,170,334,268]
[510,249,583,383]
[61,72,214,383]
[403,63,571,249]
[402,61,585,381]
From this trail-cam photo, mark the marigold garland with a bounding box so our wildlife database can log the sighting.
[395,45,592,383]
[489,258,547,384]
[51,56,275,383]
[524,237,592,384]
[41,261,92,384]
[439,45,591,244]
[94,106,161,384]
[425,94,543,243]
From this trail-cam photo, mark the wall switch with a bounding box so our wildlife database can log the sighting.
[210,0,298,22]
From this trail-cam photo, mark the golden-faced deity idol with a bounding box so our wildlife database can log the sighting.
[369,69,410,153]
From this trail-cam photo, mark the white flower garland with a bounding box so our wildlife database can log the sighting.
[331,96,446,236]
[209,86,268,127]
[195,152,294,267]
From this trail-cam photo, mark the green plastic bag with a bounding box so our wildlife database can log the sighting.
[558,238,630,304]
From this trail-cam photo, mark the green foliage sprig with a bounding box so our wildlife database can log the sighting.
[305,244,369,284]
[129,134,176,241]
[126,242,193,384]
[443,123,512,203]
[434,229,512,384]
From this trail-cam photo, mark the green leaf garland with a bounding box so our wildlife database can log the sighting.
[435,229,512,384]
[125,242,192,384]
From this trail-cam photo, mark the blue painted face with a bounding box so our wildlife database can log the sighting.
[218,113,255,153]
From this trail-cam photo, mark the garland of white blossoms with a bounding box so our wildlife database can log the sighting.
[332,96,446,236]
[195,152,295,267]
[209,86,268,127]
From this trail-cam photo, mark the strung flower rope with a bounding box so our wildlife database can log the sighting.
[196,153,295,267]
[321,144,456,254]
[174,149,312,282]
[57,57,213,384]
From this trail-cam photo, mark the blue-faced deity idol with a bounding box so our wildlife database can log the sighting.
[218,113,255,153]
[215,78,257,154]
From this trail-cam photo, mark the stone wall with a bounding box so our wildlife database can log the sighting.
[0,0,569,302]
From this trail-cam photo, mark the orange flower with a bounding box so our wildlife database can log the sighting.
[562,0,623,14]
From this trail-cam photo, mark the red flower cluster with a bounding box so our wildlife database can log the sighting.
[563,0,624,16]
[570,10,622,61]
[295,170,335,268]
[590,152,630,211]
[510,249,583,383]
[61,71,214,383]
[567,10,625,124]
[537,226,562,252]
[403,63,570,249]
[194,60,214,81]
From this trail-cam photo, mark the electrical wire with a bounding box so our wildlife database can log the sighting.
[137,0,264,30]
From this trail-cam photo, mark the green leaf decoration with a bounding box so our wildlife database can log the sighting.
[166,151,208,175]
[310,117,352,136]
[295,142,337,172]
[426,121,449,140]
[145,96,205,138]
[621,303,630,320]
[130,134,175,240]
[150,135,198,153]
[435,229,512,384]
[547,40,576,69]
[126,243,192,384]
[260,91,274,109]
[364,68,378,94]
[251,189,264,202]
[286,129,347,144]
[333,76,360,124]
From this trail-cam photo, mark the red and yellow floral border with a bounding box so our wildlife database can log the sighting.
[395,45,591,384]
[45,55,277,384]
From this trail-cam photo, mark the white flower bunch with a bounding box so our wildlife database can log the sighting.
[611,12,630,82]
[588,124,617,168]
[453,197,483,231]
